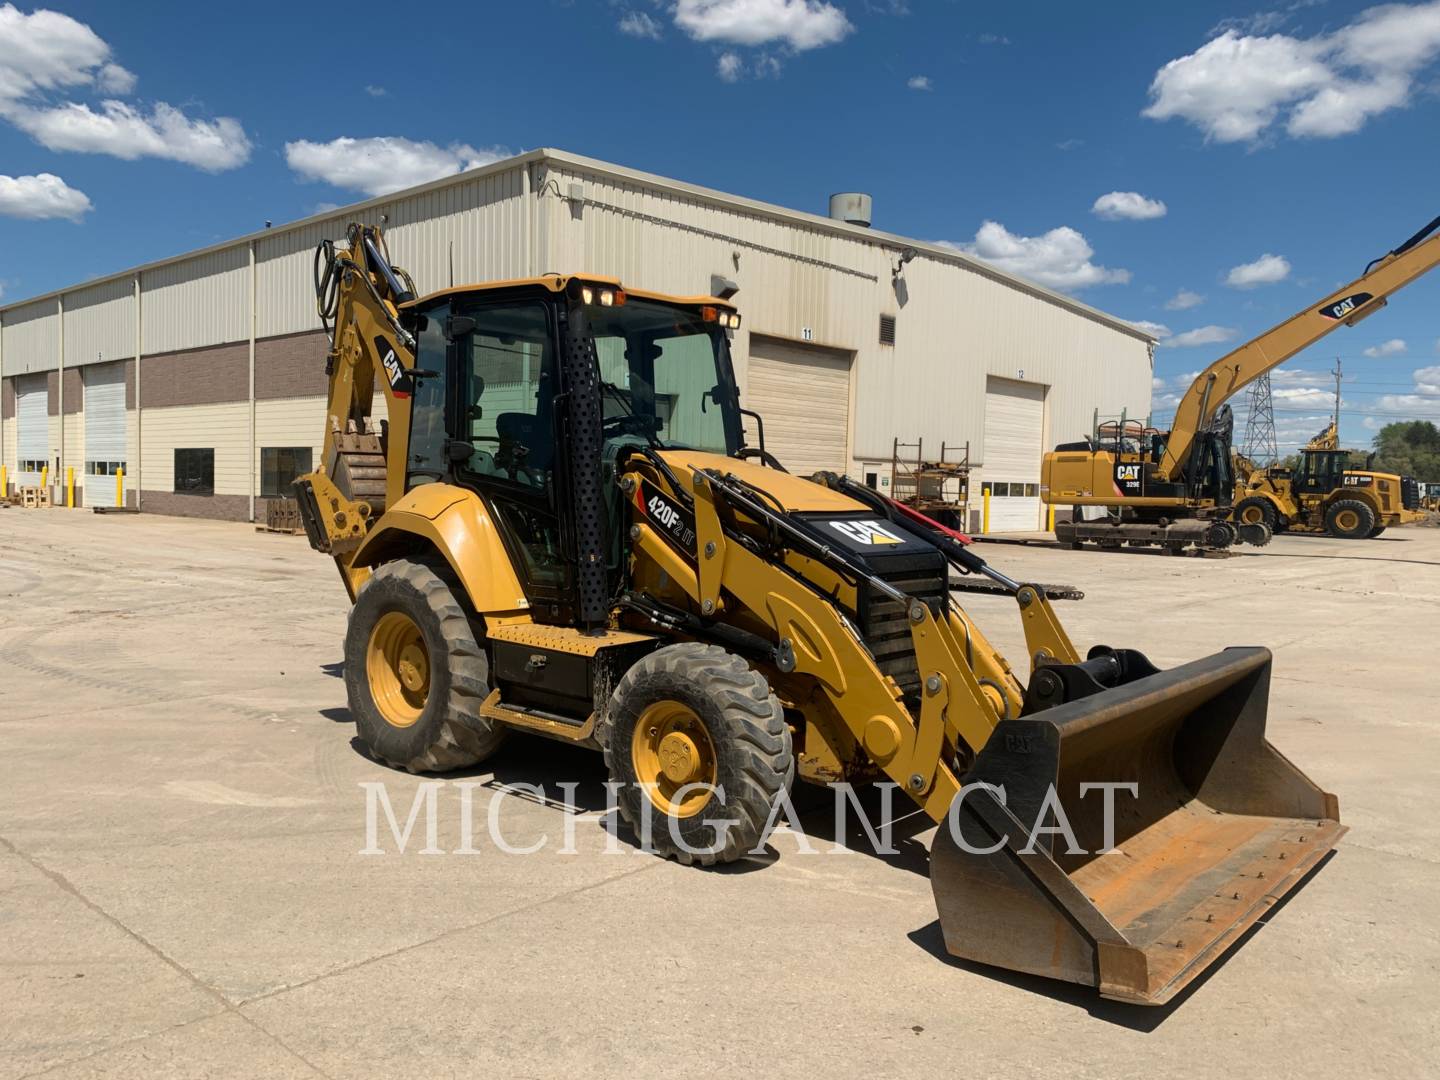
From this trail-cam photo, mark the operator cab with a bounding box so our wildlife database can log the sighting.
[401,278,745,623]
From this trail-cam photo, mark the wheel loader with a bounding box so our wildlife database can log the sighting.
[295,223,1344,1006]
[1044,211,1440,553]
[1233,422,1425,539]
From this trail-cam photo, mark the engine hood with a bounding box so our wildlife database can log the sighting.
[654,449,865,513]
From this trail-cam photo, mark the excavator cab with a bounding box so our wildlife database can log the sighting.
[296,224,1344,1007]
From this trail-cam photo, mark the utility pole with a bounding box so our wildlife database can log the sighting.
[1332,357,1343,436]
[1240,372,1278,466]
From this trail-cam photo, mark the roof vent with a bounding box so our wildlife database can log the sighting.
[879,314,896,346]
[829,192,872,228]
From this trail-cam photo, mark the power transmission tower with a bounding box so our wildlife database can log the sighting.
[1240,372,1278,466]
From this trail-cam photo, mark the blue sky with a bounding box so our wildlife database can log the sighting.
[2,0,1438,451]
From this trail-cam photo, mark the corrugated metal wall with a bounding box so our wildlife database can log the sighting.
[256,166,529,339]
[142,246,250,355]
[64,277,135,368]
[2,300,60,375]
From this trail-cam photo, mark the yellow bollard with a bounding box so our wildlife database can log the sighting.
[982,487,991,535]
[1,464,6,499]
[1047,503,1055,532]
[116,466,124,508]
[66,466,74,508]
[41,464,49,494]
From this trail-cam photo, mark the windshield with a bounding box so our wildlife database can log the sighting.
[588,299,740,456]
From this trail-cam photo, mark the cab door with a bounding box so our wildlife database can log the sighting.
[448,300,576,622]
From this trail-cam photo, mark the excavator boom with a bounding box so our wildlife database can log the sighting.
[1160,213,1440,483]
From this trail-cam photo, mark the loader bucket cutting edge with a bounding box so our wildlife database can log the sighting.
[929,646,1344,1006]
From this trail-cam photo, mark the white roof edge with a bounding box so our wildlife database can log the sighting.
[1,146,1154,344]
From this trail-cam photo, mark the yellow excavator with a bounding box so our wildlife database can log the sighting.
[1233,422,1424,538]
[1043,212,1440,552]
[295,223,1343,1006]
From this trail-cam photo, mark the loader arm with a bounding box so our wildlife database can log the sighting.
[1159,213,1440,484]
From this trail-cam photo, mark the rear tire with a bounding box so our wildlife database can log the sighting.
[345,559,506,773]
[603,643,792,866]
[1325,499,1375,540]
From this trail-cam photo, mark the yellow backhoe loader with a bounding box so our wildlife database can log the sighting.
[1043,212,1440,552]
[295,223,1343,1006]
[1233,422,1424,538]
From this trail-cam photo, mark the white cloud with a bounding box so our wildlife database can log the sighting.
[1367,364,1440,421]
[942,221,1130,290]
[1364,338,1408,357]
[364,84,387,97]
[1225,253,1290,287]
[1144,3,1440,143]
[1164,288,1204,310]
[1163,325,1238,348]
[716,51,743,81]
[0,3,250,171]
[673,0,853,50]
[1128,319,1172,339]
[1273,367,1332,388]
[1153,375,1168,390]
[10,101,250,171]
[978,32,1010,45]
[907,74,931,90]
[618,10,663,39]
[1055,138,1084,151]
[285,137,510,197]
[1274,385,1335,406]
[0,171,90,220]
[1091,191,1167,221]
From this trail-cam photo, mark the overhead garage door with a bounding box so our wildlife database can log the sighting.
[982,376,1046,531]
[83,362,128,507]
[744,336,852,478]
[16,373,48,487]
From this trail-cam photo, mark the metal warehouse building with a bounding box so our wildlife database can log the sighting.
[0,148,1153,531]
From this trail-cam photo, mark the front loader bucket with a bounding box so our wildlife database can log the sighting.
[930,647,1344,1005]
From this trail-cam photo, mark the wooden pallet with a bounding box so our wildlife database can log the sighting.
[20,486,51,509]
[256,497,304,535]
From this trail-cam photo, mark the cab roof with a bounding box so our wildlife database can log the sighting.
[402,274,738,312]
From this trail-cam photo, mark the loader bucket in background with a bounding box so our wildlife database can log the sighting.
[930,646,1344,1006]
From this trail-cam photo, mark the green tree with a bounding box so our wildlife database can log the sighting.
[1371,420,1440,480]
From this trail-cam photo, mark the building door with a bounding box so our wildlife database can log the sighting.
[982,376,1045,531]
[16,373,47,488]
[83,362,127,507]
[744,336,852,477]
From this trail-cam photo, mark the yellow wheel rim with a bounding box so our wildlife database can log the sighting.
[366,611,430,728]
[1240,505,1264,524]
[1335,509,1359,532]
[630,702,718,818]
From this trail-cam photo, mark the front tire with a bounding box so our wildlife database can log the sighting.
[345,559,506,773]
[603,643,792,866]
[1325,499,1375,540]
[1368,525,1387,538]
[1234,496,1278,532]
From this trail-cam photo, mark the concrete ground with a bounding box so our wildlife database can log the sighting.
[2,508,1437,1079]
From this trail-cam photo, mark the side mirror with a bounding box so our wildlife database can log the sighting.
[445,315,476,340]
[445,440,475,463]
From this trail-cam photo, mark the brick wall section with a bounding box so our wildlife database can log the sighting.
[140,491,249,521]
[125,358,136,410]
[140,341,248,407]
[62,368,82,414]
[256,331,329,400]
[47,370,59,415]
[2,377,14,419]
